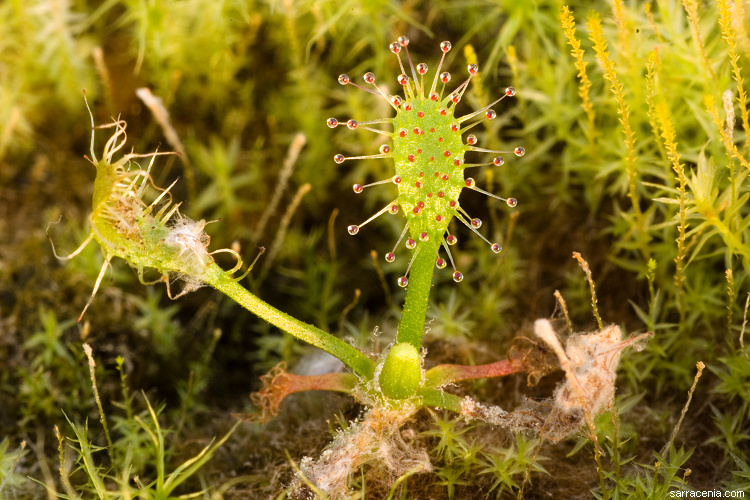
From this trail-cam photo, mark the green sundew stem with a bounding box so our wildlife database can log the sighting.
[394,240,438,349]
[203,264,375,379]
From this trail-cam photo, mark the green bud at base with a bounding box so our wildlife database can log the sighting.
[379,342,422,400]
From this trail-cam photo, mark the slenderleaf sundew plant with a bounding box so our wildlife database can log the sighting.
[325,36,527,403]
[45,36,652,498]
[4,0,750,497]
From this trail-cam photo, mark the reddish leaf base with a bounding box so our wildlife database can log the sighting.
[425,355,526,388]
[250,362,358,422]
[248,356,528,423]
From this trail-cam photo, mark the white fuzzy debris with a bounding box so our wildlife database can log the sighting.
[556,324,622,412]
[460,397,508,424]
[533,319,651,440]
[164,215,211,274]
[459,396,477,415]
[295,407,430,499]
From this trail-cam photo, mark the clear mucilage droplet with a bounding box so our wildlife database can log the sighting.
[326,117,338,128]
[440,41,452,52]
[452,271,463,282]
[348,225,359,235]
[338,74,350,85]
[398,276,409,287]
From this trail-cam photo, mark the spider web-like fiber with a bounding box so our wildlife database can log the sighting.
[294,406,431,499]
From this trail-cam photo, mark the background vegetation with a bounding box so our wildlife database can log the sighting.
[1,0,749,498]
